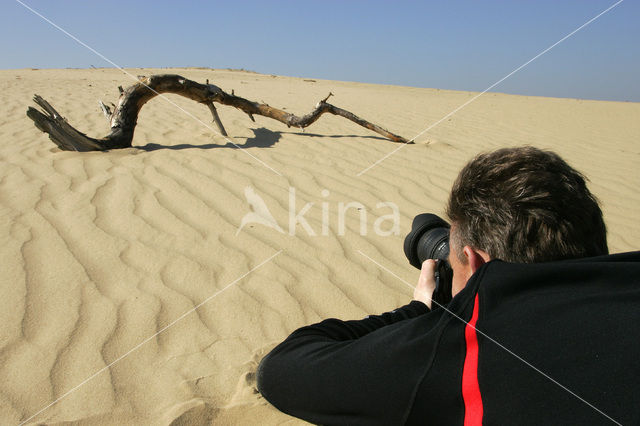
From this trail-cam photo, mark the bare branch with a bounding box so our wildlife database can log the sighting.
[98,100,112,121]
[206,102,228,136]
[27,74,409,151]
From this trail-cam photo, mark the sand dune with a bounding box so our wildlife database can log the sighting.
[0,68,638,424]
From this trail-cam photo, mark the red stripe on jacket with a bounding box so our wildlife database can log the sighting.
[463,294,483,426]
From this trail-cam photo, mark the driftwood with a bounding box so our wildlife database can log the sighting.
[26,74,409,151]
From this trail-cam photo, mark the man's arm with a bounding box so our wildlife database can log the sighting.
[257,301,442,425]
[289,300,429,341]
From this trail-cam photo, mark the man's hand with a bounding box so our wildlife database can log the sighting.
[413,259,437,309]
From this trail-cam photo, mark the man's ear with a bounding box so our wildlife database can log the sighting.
[463,246,491,273]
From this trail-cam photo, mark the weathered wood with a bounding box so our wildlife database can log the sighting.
[98,100,112,120]
[206,102,228,136]
[27,74,410,151]
[27,95,107,151]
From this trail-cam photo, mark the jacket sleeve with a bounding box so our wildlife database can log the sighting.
[257,301,437,425]
[287,300,429,341]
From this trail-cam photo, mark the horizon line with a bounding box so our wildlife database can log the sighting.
[5,66,638,104]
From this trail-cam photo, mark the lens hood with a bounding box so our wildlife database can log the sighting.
[403,213,451,269]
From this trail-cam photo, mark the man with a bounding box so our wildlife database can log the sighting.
[257,147,640,425]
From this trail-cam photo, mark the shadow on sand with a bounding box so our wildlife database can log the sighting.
[137,127,388,152]
[138,127,281,151]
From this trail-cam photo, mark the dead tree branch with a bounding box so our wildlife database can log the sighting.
[26,74,409,151]
[98,100,112,120]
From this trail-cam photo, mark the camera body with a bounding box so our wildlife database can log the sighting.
[403,214,453,305]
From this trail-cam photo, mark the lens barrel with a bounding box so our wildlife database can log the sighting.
[404,213,454,305]
[403,214,451,269]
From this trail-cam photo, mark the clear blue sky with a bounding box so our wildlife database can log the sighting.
[1,0,638,102]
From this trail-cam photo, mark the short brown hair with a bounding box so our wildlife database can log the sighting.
[446,146,608,263]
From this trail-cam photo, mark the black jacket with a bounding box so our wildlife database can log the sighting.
[257,251,640,425]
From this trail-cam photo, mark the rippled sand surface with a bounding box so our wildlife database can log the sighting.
[1,68,638,425]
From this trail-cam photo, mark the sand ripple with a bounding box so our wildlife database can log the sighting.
[0,68,638,424]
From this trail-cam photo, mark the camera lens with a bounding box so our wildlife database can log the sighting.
[404,213,454,305]
[403,214,451,269]
[404,213,453,306]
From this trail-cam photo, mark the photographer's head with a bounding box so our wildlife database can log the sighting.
[446,146,608,295]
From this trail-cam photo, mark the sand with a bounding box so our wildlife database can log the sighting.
[0,68,638,425]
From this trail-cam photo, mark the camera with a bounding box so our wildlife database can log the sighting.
[403,214,453,305]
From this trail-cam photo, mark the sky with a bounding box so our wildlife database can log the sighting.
[1,0,638,102]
